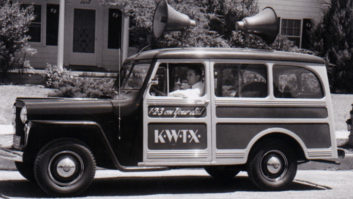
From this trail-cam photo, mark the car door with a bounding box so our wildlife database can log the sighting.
[141,59,212,166]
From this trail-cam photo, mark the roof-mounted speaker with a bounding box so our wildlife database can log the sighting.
[153,0,196,38]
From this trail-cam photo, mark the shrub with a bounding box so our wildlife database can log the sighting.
[310,0,353,93]
[0,1,35,78]
[45,65,117,98]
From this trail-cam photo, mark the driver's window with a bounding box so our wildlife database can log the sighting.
[149,63,205,97]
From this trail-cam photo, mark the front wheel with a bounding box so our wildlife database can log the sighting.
[247,141,297,190]
[34,140,96,196]
[15,161,34,182]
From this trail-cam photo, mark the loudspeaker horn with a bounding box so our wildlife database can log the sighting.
[153,0,196,38]
[236,7,279,44]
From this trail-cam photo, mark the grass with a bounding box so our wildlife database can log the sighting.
[331,94,353,131]
[0,85,53,124]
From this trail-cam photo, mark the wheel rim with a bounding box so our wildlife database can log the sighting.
[260,150,288,182]
[48,151,84,186]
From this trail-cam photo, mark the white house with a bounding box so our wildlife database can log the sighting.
[258,0,330,48]
[21,0,329,72]
[20,0,129,72]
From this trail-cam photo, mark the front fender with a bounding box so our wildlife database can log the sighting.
[26,120,121,169]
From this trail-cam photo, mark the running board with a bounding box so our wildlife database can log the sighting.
[116,163,169,172]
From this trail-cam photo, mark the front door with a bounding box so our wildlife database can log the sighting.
[142,60,212,165]
[70,9,96,66]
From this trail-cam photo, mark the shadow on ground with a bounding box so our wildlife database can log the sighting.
[0,175,331,198]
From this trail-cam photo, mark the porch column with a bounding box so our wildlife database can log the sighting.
[120,14,129,69]
[57,0,65,71]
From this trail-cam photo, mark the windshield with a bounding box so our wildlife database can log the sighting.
[119,62,150,90]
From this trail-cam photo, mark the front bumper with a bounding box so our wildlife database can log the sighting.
[0,133,23,162]
[0,147,23,162]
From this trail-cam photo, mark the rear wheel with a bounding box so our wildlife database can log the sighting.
[247,141,297,190]
[34,140,96,196]
[205,166,241,180]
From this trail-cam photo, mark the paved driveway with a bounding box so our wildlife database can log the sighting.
[0,169,352,199]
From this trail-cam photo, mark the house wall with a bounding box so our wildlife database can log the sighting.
[20,0,127,72]
[258,0,330,48]
[258,0,329,24]
[21,0,329,71]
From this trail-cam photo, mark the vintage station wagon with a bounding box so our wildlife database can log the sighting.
[0,48,343,196]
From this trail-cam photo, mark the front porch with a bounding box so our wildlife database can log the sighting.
[21,0,129,72]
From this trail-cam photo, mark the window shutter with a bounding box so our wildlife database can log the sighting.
[302,18,313,49]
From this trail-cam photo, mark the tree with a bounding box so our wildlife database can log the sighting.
[311,0,353,93]
[0,0,34,78]
[99,0,303,52]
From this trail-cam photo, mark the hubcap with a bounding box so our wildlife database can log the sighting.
[260,150,288,182]
[56,157,77,178]
[48,151,84,186]
[266,156,282,174]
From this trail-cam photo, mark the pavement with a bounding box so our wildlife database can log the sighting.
[0,125,14,136]
[0,169,353,199]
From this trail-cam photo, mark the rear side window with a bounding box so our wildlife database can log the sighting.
[214,64,267,98]
[273,65,324,98]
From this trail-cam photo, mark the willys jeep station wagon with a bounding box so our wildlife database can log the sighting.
[0,3,344,196]
[0,47,342,195]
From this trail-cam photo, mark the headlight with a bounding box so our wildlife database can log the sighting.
[20,106,28,124]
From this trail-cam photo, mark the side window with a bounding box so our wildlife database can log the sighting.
[214,64,267,98]
[150,63,205,97]
[273,65,324,98]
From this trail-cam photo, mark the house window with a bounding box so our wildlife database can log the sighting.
[22,4,42,42]
[281,19,301,47]
[108,9,122,49]
[46,4,59,46]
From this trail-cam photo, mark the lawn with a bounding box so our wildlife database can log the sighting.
[332,94,353,131]
[0,85,53,124]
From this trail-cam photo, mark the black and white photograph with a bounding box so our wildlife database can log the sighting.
[0,0,352,198]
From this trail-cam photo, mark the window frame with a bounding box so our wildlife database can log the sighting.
[280,18,303,48]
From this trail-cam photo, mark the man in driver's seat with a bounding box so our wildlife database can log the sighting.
[170,67,204,98]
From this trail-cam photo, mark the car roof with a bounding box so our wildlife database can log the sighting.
[126,48,324,64]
